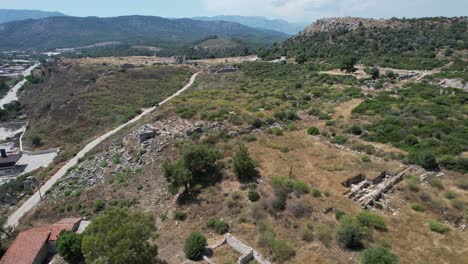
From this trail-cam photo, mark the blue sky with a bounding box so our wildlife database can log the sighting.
[0,0,466,22]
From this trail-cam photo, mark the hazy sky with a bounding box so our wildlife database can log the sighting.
[0,0,466,22]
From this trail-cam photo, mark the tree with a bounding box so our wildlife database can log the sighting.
[360,246,399,264]
[232,144,257,181]
[163,144,220,193]
[184,232,207,260]
[82,209,158,264]
[181,144,219,180]
[369,67,380,79]
[340,57,358,73]
[296,53,307,64]
[163,160,192,194]
[56,231,83,264]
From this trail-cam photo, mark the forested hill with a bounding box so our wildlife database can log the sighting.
[192,15,307,34]
[0,15,288,51]
[259,17,468,69]
[0,9,65,23]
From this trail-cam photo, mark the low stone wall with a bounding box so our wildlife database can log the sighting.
[202,234,271,264]
[23,148,59,155]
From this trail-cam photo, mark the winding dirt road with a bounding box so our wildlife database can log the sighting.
[4,71,200,229]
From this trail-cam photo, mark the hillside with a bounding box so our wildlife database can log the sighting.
[259,17,468,69]
[0,9,65,23]
[0,15,287,51]
[193,15,307,34]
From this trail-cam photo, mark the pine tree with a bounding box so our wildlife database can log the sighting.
[232,144,257,181]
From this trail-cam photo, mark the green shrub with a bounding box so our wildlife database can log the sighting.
[307,126,320,135]
[429,221,449,234]
[112,153,121,164]
[335,209,347,220]
[56,231,83,264]
[271,239,295,262]
[405,175,420,192]
[333,135,348,144]
[184,232,207,260]
[451,198,465,210]
[315,223,332,246]
[445,191,458,200]
[312,188,321,198]
[93,199,106,213]
[361,156,371,162]
[336,216,370,249]
[308,108,320,116]
[360,246,399,264]
[356,210,386,230]
[430,178,444,190]
[232,144,257,181]
[173,210,187,221]
[347,124,363,135]
[301,228,314,242]
[456,178,468,190]
[248,190,260,202]
[293,180,310,194]
[206,218,229,234]
[411,203,426,212]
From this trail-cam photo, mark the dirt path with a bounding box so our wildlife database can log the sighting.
[4,71,200,229]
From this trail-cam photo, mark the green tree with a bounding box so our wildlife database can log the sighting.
[232,144,257,181]
[184,232,207,260]
[340,57,358,73]
[163,160,192,194]
[163,144,220,193]
[181,144,219,180]
[56,231,83,264]
[365,67,380,79]
[82,209,158,264]
[360,246,399,264]
[296,53,307,64]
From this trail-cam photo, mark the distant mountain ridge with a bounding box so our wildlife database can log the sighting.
[0,15,288,51]
[0,9,66,23]
[192,15,307,34]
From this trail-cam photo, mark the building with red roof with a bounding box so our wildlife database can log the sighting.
[0,218,83,264]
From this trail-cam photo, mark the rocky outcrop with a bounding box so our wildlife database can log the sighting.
[301,17,407,35]
[438,78,468,91]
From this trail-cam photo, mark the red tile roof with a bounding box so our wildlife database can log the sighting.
[49,218,82,241]
[0,227,50,264]
[0,218,82,264]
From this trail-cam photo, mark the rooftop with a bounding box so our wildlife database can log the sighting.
[0,227,50,264]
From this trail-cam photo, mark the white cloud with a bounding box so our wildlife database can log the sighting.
[201,0,376,22]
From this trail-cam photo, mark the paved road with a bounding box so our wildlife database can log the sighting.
[0,63,40,109]
[4,71,200,229]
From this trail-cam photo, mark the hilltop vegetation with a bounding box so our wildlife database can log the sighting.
[260,17,468,69]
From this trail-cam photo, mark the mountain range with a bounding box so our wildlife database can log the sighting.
[0,15,288,51]
[0,9,65,23]
[192,15,307,34]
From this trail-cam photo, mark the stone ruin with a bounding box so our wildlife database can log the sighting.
[197,233,271,264]
[343,168,411,209]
